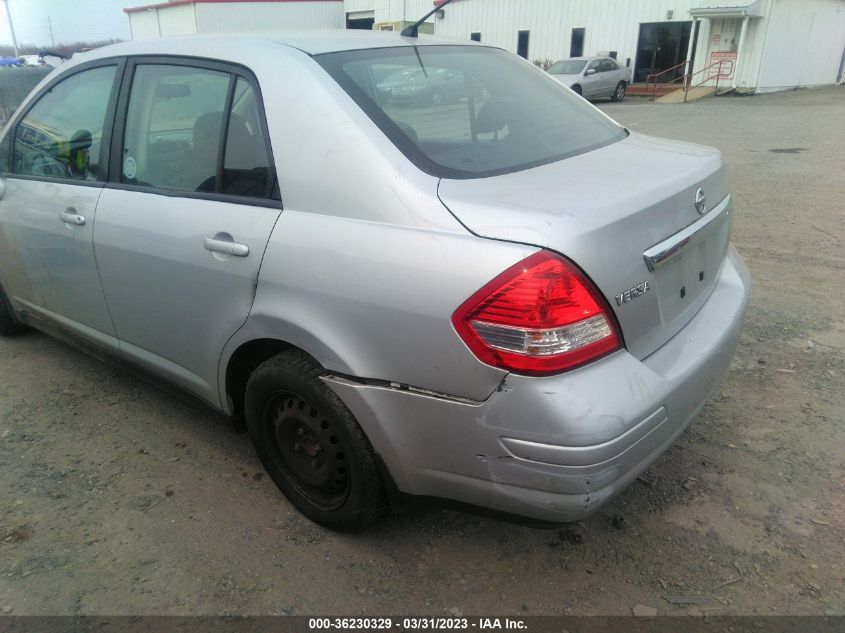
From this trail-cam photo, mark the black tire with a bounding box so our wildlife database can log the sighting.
[611,81,626,102]
[0,285,26,337]
[245,349,386,531]
[571,84,583,97]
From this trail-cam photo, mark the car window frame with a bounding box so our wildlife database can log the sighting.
[586,59,602,73]
[107,55,281,209]
[3,57,126,189]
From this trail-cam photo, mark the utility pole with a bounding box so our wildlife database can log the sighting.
[2,0,19,58]
[45,15,55,47]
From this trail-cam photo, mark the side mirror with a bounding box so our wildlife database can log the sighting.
[585,68,596,76]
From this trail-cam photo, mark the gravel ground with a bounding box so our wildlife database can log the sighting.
[1,86,843,617]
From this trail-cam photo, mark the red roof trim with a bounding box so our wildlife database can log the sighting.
[125,0,341,14]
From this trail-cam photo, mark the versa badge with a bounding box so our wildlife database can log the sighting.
[615,280,650,306]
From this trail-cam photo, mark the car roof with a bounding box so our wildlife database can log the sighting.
[555,56,600,62]
[74,30,484,62]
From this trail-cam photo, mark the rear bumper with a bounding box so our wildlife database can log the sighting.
[325,246,751,522]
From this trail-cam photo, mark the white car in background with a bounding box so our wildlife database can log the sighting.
[549,56,632,101]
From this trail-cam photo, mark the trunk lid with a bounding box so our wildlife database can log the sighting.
[438,132,733,360]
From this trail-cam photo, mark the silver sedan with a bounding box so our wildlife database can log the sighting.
[549,56,632,101]
[0,33,749,530]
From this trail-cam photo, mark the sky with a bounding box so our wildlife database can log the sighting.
[0,0,141,48]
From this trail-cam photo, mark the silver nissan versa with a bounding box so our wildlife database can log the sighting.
[0,31,750,530]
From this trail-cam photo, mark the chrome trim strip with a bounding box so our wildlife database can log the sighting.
[643,194,731,272]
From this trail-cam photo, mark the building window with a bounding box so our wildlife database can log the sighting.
[470,32,481,42]
[517,30,529,59]
[570,28,585,57]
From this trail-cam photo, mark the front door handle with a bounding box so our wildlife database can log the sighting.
[204,234,249,257]
[60,209,86,226]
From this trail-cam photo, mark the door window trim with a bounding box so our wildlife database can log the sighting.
[3,57,127,189]
[107,55,281,208]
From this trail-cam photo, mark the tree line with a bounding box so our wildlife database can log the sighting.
[0,39,123,58]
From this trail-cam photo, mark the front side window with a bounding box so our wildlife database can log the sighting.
[318,46,626,179]
[586,59,602,73]
[13,65,116,181]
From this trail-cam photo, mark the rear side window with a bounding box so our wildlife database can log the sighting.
[122,65,229,192]
[12,65,116,181]
[120,64,274,198]
[317,46,626,179]
[222,77,272,197]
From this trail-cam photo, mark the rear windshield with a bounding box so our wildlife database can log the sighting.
[316,46,626,179]
[549,60,587,74]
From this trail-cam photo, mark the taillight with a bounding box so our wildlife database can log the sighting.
[452,250,622,376]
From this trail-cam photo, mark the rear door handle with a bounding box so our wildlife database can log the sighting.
[60,209,86,226]
[204,234,249,257]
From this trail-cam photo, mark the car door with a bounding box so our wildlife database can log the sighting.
[602,59,624,96]
[0,61,123,346]
[93,58,281,407]
[582,59,603,97]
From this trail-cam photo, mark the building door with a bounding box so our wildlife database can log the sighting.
[346,10,374,30]
[517,30,530,59]
[347,15,374,30]
[702,19,740,85]
[570,28,585,57]
[634,21,692,83]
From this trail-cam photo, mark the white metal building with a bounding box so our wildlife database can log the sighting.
[126,0,345,39]
[345,0,845,92]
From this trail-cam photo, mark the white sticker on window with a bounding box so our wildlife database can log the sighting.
[123,156,137,180]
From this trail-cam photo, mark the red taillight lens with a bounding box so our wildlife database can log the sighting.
[452,250,622,376]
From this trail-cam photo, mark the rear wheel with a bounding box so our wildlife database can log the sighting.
[571,84,583,97]
[0,286,26,337]
[611,81,626,102]
[244,350,386,531]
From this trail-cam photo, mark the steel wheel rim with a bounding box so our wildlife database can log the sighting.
[262,391,350,511]
[616,84,625,100]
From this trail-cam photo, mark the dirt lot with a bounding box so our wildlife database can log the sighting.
[1,87,843,617]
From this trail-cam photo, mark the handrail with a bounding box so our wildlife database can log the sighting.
[645,59,734,102]
[682,59,733,102]
[645,60,690,100]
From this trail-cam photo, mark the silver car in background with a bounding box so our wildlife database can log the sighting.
[0,33,749,530]
[549,56,632,101]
